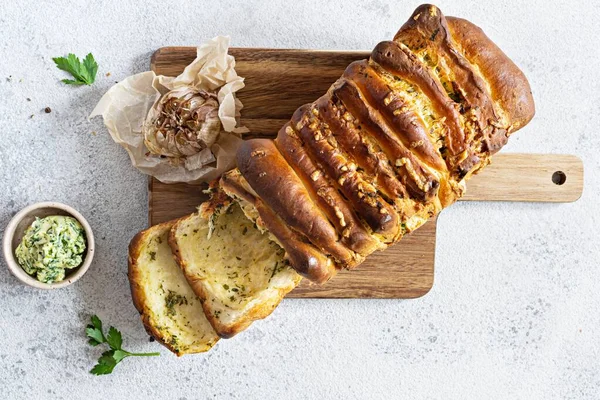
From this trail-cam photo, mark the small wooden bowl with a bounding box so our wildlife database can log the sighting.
[2,202,95,289]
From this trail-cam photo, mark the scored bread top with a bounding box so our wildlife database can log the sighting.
[393,4,534,156]
[236,138,363,267]
[276,120,385,257]
[444,16,535,133]
[234,4,534,283]
[221,169,336,284]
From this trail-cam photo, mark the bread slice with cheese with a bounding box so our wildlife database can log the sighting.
[128,221,220,355]
[169,190,301,338]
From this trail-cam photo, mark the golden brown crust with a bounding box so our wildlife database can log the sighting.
[128,220,203,356]
[236,138,358,267]
[364,48,448,171]
[394,4,534,159]
[342,61,442,199]
[275,122,382,257]
[232,4,534,284]
[129,5,536,347]
[128,222,172,352]
[370,40,465,161]
[221,169,337,284]
[445,16,535,133]
[332,80,438,204]
[128,244,151,339]
[290,104,401,240]
[201,281,295,338]
[128,230,148,318]
[315,95,409,202]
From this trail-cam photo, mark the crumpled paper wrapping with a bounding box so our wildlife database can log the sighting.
[90,36,247,183]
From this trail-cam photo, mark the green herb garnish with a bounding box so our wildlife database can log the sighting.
[52,53,98,86]
[165,290,188,317]
[86,315,159,375]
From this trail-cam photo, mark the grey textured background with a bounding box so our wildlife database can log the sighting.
[1,1,598,399]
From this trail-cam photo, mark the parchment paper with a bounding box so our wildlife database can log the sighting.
[90,36,247,183]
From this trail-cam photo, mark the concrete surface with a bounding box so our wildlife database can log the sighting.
[0,1,598,399]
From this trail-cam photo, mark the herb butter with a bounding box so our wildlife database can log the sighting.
[15,215,86,283]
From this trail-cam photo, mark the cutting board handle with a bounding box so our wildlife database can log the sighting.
[461,154,583,203]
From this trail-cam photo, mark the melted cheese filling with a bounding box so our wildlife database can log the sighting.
[174,204,296,311]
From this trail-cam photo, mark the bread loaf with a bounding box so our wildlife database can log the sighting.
[129,4,535,354]
[224,4,535,283]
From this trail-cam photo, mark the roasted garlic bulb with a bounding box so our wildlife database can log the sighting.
[143,88,221,158]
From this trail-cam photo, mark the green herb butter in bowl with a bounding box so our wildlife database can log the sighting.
[3,202,94,289]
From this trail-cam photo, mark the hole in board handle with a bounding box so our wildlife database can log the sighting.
[552,171,567,185]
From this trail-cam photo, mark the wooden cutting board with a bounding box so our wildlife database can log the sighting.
[149,47,584,299]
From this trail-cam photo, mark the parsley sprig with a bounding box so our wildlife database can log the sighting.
[86,315,160,375]
[52,53,98,86]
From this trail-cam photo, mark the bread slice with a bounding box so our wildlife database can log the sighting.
[128,221,220,355]
[169,201,301,338]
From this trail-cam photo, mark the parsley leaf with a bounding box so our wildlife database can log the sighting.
[90,351,118,375]
[90,315,103,331]
[86,315,160,376]
[86,327,104,346]
[52,53,98,86]
[82,53,98,81]
[86,315,106,346]
[106,327,122,350]
[112,350,128,363]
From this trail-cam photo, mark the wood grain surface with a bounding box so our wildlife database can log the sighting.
[151,47,372,137]
[463,154,583,203]
[149,47,584,299]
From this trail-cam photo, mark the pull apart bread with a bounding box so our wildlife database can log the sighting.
[128,221,220,355]
[129,4,535,355]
